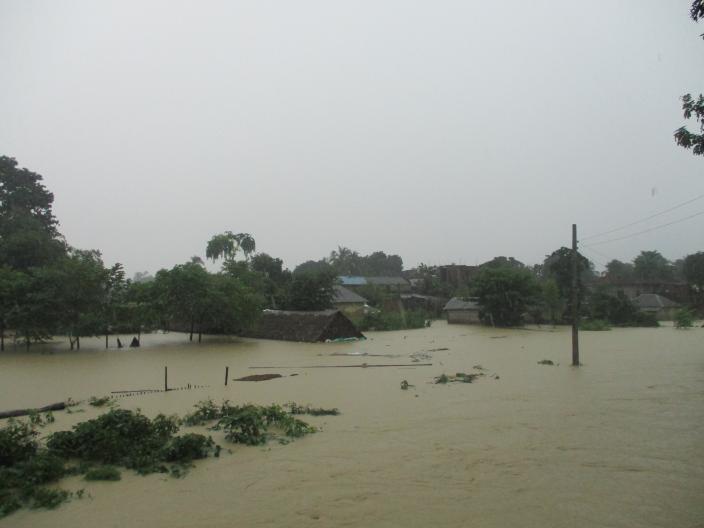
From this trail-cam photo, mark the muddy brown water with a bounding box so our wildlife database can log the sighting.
[1,322,702,527]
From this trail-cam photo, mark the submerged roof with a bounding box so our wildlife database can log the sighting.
[332,285,368,304]
[339,276,367,286]
[242,309,365,342]
[632,293,679,310]
[443,297,481,311]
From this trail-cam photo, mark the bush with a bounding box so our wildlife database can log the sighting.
[47,409,181,472]
[84,466,121,481]
[162,434,217,463]
[674,308,695,328]
[355,310,429,331]
[0,422,38,467]
[580,319,611,331]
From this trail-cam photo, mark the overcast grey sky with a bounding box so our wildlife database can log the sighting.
[1,1,702,275]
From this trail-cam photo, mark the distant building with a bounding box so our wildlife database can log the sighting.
[443,297,481,324]
[401,293,447,317]
[632,293,680,321]
[332,285,368,316]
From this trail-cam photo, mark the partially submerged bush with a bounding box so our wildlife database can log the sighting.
[84,466,121,481]
[674,308,695,329]
[89,396,112,407]
[580,319,611,331]
[0,421,38,467]
[163,434,219,462]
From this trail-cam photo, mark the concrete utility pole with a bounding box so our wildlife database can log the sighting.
[571,224,580,366]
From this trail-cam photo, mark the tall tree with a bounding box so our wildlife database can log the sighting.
[683,251,704,304]
[633,250,673,281]
[674,1,704,156]
[471,267,540,327]
[605,259,635,282]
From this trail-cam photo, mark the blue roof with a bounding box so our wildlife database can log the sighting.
[339,276,368,286]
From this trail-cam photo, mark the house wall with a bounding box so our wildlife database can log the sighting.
[446,310,481,324]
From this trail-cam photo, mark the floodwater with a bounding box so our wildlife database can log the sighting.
[1,322,703,528]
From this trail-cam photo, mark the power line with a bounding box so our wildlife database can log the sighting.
[583,209,704,247]
[581,192,704,241]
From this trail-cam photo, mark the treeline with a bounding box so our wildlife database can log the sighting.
[0,157,345,350]
[413,248,704,328]
[294,246,403,277]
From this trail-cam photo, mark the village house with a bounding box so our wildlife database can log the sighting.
[443,297,481,324]
[631,293,680,321]
[332,285,368,316]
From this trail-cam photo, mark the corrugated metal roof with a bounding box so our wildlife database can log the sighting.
[332,285,368,304]
[443,297,481,311]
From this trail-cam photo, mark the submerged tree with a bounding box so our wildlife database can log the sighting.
[472,267,540,327]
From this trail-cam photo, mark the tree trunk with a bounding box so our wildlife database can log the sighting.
[189,319,194,342]
[105,334,108,349]
[198,329,202,343]
[25,332,30,351]
[76,336,80,350]
[0,321,4,352]
[69,335,75,351]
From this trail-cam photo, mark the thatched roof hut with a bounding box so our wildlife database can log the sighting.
[242,309,365,342]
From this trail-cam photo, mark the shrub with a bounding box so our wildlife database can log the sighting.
[0,421,38,467]
[84,466,121,481]
[674,308,695,328]
[580,319,611,331]
[162,434,217,463]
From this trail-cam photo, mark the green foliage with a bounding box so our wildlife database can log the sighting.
[162,434,217,462]
[542,247,593,300]
[580,319,611,331]
[206,232,255,262]
[47,409,181,472]
[588,290,659,327]
[0,421,38,467]
[674,2,703,155]
[328,246,403,276]
[683,252,704,303]
[84,466,121,481]
[89,396,112,407]
[674,308,695,328]
[286,270,335,311]
[471,267,541,327]
[605,259,635,282]
[184,400,322,445]
[354,309,429,331]
[633,251,673,281]
[541,279,565,324]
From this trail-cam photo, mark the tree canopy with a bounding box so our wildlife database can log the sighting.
[674,1,704,155]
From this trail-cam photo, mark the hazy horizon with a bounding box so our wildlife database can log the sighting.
[1,1,702,276]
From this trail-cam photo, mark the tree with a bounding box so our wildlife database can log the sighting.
[0,267,27,351]
[0,157,66,270]
[683,251,704,304]
[674,308,695,328]
[206,232,256,264]
[471,267,540,327]
[633,250,673,281]
[153,262,210,341]
[48,250,110,350]
[541,279,564,325]
[542,247,593,301]
[286,271,336,311]
[605,259,635,282]
[481,256,525,270]
[674,1,704,155]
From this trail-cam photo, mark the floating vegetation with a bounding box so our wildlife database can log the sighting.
[400,380,410,390]
[88,396,113,407]
[285,402,340,416]
[435,369,487,384]
[537,359,555,366]
[580,319,611,331]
